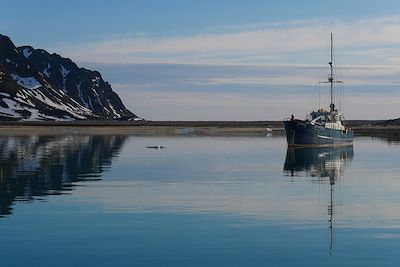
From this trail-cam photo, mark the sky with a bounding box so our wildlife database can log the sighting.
[2,0,400,120]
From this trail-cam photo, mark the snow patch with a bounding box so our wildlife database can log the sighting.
[129,117,144,121]
[87,96,94,110]
[10,74,42,90]
[60,65,70,92]
[0,92,10,97]
[22,48,32,59]
[43,63,51,78]
[76,81,90,108]
[60,65,70,78]
[92,77,100,87]
[107,100,121,118]
[22,88,91,120]
[0,98,24,118]
[14,95,34,106]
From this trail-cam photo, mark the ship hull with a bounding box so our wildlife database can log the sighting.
[284,120,353,147]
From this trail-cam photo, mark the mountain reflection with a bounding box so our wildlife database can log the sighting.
[0,135,126,217]
[374,133,400,145]
[283,145,354,255]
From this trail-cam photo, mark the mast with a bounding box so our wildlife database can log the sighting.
[329,33,334,112]
[320,33,342,112]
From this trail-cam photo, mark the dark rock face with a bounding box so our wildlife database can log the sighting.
[377,118,400,126]
[0,34,138,121]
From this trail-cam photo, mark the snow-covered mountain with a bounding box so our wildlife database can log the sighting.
[0,34,138,121]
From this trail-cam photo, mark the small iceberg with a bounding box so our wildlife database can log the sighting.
[146,145,168,149]
[176,128,195,135]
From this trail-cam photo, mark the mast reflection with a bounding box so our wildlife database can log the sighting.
[283,145,354,255]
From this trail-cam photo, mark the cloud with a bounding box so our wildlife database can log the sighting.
[94,63,400,88]
[53,16,400,66]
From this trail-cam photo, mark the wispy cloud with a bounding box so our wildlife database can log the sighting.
[54,16,400,66]
[94,63,400,88]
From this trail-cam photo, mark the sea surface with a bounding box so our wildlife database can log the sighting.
[0,134,399,266]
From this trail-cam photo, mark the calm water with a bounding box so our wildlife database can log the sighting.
[0,134,399,266]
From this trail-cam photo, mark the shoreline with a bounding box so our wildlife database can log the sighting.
[0,125,273,136]
[0,120,398,137]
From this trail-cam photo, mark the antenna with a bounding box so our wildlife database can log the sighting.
[318,82,321,109]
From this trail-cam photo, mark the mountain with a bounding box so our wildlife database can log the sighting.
[377,118,400,126]
[0,34,138,121]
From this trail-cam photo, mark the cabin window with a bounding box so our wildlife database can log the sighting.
[334,115,340,122]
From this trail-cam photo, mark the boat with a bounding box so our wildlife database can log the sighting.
[284,33,353,147]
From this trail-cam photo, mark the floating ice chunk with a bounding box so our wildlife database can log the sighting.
[146,145,168,149]
[176,128,195,135]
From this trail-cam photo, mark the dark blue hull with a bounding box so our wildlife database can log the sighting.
[284,120,353,147]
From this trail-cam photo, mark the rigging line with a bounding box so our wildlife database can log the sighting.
[342,83,345,112]
[313,85,317,112]
[341,88,344,112]
[342,86,345,111]
[336,52,341,111]
[340,86,343,112]
[311,84,315,111]
[318,82,321,109]
[333,37,345,111]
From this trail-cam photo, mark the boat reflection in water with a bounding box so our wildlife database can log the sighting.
[283,145,354,255]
